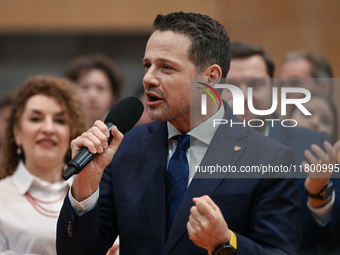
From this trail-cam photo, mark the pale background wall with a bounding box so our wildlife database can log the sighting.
[0,0,339,104]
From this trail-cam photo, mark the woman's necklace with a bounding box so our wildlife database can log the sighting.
[25,188,68,218]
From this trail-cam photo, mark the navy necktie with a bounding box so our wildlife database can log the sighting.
[166,134,191,234]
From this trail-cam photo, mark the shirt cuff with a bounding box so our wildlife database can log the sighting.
[68,186,100,216]
[307,190,335,226]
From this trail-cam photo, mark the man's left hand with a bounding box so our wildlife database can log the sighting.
[187,195,230,252]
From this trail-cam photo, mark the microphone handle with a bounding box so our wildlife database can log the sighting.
[62,122,114,180]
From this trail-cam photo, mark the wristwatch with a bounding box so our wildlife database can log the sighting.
[208,230,237,255]
[305,181,334,200]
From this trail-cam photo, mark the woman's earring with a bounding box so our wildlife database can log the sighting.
[16,146,22,156]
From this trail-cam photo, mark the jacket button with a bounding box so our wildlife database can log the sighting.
[67,221,73,237]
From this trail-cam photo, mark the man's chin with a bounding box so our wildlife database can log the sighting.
[147,109,167,122]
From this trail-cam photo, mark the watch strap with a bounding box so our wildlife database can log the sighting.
[305,181,334,200]
[228,230,237,250]
[208,230,237,255]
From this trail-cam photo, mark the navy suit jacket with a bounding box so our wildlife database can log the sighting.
[269,124,340,254]
[57,103,302,255]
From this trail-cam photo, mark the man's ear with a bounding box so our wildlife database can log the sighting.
[204,64,222,85]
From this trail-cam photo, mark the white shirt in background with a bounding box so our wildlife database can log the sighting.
[0,161,72,255]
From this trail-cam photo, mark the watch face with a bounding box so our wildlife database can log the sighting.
[319,182,334,200]
[324,182,334,200]
[214,244,236,255]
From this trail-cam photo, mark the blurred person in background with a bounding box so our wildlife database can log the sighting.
[0,76,86,255]
[291,93,338,144]
[64,54,123,255]
[279,50,333,117]
[64,54,123,128]
[0,96,13,172]
[223,40,340,255]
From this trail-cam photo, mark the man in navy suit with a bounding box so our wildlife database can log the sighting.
[56,12,302,255]
[222,40,340,254]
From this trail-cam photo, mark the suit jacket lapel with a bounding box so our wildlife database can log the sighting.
[139,121,168,255]
[162,103,248,254]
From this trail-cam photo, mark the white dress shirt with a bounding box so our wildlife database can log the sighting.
[0,161,72,255]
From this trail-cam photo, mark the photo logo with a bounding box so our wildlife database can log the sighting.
[200,83,311,117]
[197,82,312,128]
[196,82,222,115]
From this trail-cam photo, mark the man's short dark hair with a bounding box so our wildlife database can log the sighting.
[286,51,333,79]
[64,54,123,98]
[286,51,333,95]
[231,40,275,78]
[152,12,231,78]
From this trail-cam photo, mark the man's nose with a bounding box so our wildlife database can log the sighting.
[143,66,160,88]
[239,84,248,102]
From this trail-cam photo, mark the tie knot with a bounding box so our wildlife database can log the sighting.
[174,134,191,151]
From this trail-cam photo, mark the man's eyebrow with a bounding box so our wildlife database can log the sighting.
[143,57,177,65]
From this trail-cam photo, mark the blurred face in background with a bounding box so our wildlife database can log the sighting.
[291,96,334,138]
[279,59,331,104]
[223,55,272,122]
[14,95,71,170]
[279,59,316,101]
[77,69,114,126]
[280,58,312,79]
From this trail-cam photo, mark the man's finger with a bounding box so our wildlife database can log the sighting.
[93,120,111,138]
[324,141,336,164]
[310,144,328,163]
[108,126,124,151]
[106,243,119,255]
[304,149,319,165]
[193,196,218,216]
[190,205,205,223]
[81,131,106,153]
[333,140,340,153]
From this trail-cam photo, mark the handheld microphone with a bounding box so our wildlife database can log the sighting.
[62,96,144,180]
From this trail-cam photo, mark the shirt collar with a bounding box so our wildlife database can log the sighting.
[12,161,73,196]
[167,103,225,145]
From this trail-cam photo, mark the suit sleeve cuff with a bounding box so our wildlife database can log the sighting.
[307,190,335,226]
[68,186,100,216]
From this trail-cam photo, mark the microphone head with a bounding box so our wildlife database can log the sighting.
[104,96,144,134]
